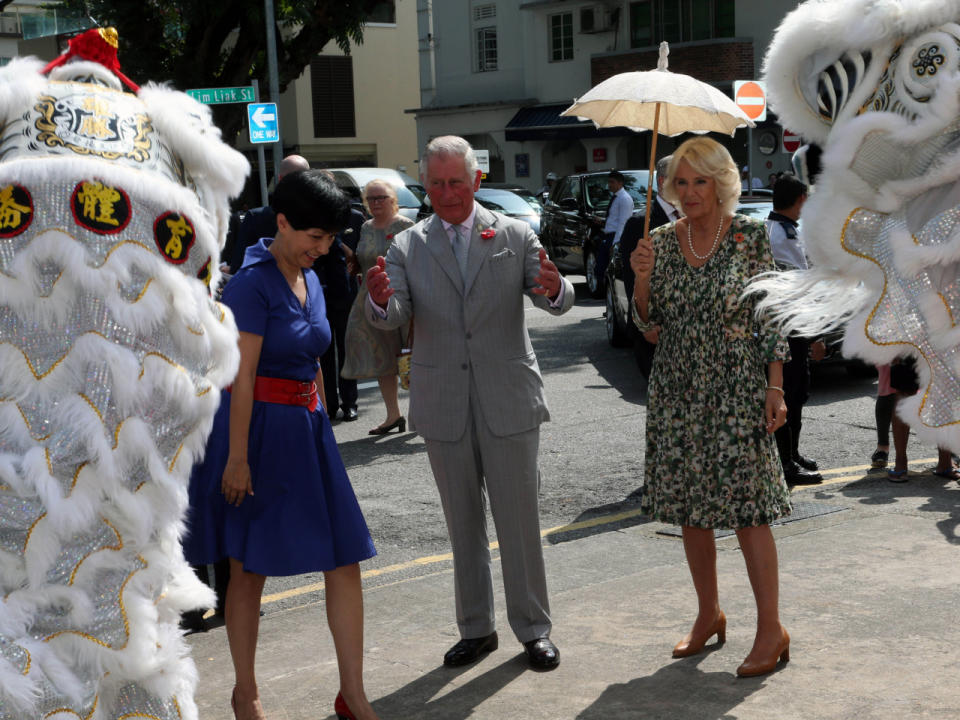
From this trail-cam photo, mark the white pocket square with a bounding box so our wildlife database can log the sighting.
[492,248,516,260]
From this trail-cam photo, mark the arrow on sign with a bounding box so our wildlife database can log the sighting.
[251,106,276,128]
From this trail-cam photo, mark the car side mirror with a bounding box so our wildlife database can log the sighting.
[559,197,579,211]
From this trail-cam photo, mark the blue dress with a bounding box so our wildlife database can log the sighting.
[184,239,376,576]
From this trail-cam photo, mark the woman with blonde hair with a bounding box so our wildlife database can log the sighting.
[342,180,414,434]
[631,136,793,677]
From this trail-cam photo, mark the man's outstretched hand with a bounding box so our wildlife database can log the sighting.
[366,256,394,308]
[533,248,561,298]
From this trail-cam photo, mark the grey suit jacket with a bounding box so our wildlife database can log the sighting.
[366,205,575,441]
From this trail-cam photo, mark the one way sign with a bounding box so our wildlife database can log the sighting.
[247,102,279,144]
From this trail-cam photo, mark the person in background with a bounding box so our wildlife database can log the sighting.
[365,135,574,670]
[886,357,959,482]
[766,173,824,485]
[871,364,895,468]
[314,170,364,422]
[596,169,633,290]
[228,154,311,273]
[617,155,678,377]
[631,136,792,678]
[184,171,379,720]
[538,171,558,200]
[341,180,414,435]
[741,166,764,191]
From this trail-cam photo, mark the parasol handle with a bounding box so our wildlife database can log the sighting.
[643,102,661,240]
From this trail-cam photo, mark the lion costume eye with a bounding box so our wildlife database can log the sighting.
[816,50,873,124]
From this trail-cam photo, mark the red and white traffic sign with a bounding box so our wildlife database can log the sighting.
[782,129,802,153]
[733,80,767,122]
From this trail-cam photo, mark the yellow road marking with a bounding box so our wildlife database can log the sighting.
[258,457,944,605]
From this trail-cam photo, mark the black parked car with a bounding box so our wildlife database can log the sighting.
[540,170,653,298]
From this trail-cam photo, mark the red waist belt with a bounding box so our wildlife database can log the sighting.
[227,376,319,412]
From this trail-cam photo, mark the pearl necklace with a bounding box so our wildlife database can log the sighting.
[687,217,725,260]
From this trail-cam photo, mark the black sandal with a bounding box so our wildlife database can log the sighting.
[870,449,888,468]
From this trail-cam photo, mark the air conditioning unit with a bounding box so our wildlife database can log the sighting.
[580,7,614,34]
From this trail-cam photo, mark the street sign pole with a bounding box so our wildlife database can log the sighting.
[734,80,768,194]
[252,79,268,207]
[264,0,283,187]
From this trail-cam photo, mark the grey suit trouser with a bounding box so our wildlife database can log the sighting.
[423,375,552,644]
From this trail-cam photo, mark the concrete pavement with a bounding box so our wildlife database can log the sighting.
[187,459,960,720]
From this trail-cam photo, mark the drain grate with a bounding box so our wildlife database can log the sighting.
[656,500,848,538]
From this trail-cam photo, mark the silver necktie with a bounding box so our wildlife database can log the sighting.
[452,224,469,281]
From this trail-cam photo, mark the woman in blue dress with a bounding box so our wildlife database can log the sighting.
[185,171,378,720]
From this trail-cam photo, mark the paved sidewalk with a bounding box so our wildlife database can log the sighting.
[188,465,960,719]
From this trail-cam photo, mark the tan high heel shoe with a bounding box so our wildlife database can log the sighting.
[736,625,790,677]
[672,610,726,658]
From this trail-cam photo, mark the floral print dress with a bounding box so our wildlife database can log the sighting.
[640,215,791,529]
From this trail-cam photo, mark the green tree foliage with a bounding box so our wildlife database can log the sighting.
[57,0,387,138]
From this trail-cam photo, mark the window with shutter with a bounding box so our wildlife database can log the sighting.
[310,56,356,138]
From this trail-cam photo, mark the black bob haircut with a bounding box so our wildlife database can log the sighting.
[772,173,808,211]
[271,170,351,233]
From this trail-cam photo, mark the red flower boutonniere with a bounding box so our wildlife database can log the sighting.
[734,232,746,244]
[386,233,395,240]
[480,228,496,240]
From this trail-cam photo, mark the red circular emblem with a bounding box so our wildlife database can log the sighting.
[0,184,34,238]
[71,180,131,235]
[154,212,196,264]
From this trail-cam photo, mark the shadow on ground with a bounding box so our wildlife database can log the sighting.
[362,656,529,719]
[811,470,960,545]
[577,653,767,719]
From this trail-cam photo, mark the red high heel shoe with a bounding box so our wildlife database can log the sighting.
[334,692,357,720]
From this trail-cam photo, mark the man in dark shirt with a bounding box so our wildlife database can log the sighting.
[228,154,310,272]
[765,174,823,485]
[314,200,364,421]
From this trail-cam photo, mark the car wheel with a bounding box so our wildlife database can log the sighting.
[584,250,603,298]
[606,283,630,348]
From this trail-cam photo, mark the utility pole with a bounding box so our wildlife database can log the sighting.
[264,0,283,186]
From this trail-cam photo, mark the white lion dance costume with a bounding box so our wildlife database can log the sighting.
[0,29,247,718]
[755,0,960,452]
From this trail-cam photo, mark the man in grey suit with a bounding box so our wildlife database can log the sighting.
[366,136,574,670]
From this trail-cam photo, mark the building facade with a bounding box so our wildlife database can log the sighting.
[412,0,801,190]
[274,0,421,175]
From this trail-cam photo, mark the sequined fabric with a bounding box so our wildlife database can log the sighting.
[759,3,960,445]
[0,60,244,720]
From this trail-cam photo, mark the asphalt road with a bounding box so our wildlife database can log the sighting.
[245,276,939,617]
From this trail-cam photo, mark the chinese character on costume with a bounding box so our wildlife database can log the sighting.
[0,28,248,719]
[751,0,960,453]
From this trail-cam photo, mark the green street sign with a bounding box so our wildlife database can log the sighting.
[186,86,255,105]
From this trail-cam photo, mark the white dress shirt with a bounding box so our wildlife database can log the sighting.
[604,187,634,244]
[656,195,680,222]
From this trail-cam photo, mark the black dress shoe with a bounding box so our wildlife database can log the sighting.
[523,637,560,670]
[794,454,819,471]
[783,460,822,485]
[342,407,358,421]
[443,632,498,667]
